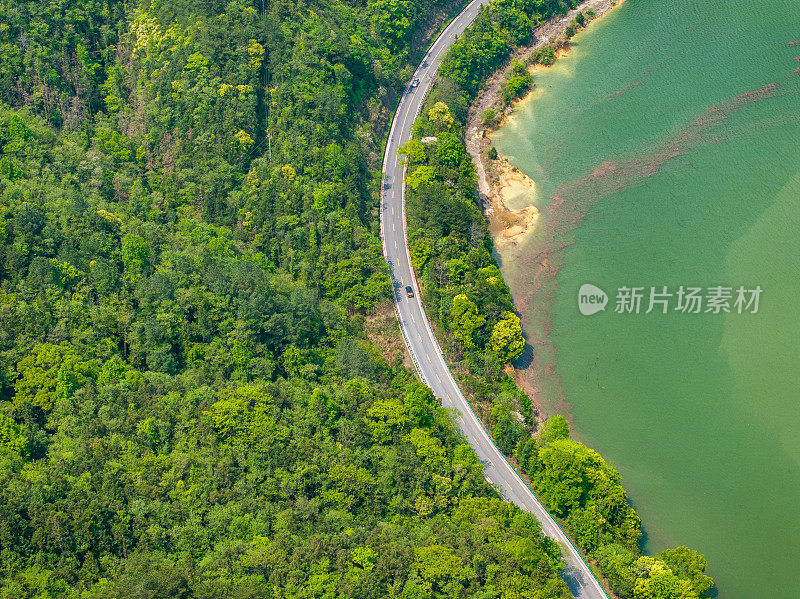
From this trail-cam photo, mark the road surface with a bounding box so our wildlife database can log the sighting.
[379,2,610,598]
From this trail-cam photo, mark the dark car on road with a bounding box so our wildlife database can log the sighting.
[405,286,414,298]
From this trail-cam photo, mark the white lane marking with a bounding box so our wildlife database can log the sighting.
[486,476,493,484]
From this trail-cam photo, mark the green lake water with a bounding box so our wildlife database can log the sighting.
[491,1,800,597]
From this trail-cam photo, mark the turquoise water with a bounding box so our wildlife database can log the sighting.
[491,1,800,597]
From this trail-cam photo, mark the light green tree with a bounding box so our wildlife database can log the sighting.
[446,258,467,284]
[404,382,435,426]
[398,139,426,165]
[407,165,436,190]
[451,294,485,348]
[428,101,454,131]
[413,545,463,581]
[205,385,287,453]
[352,546,378,572]
[489,311,525,363]
[533,438,607,515]
[434,132,465,167]
[14,344,97,411]
[121,234,150,275]
[403,428,446,465]
[656,546,714,597]
[539,414,570,444]
[366,398,407,443]
[0,412,27,459]
[410,237,435,270]
[369,0,412,51]
[633,557,693,599]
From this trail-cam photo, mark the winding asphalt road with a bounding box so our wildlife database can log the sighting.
[379,3,609,598]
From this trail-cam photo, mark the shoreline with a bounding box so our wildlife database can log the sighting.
[465,0,624,413]
[466,0,624,248]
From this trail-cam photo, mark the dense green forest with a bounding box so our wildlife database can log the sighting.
[0,0,575,596]
[0,0,714,596]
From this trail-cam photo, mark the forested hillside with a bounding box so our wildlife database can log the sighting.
[0,0,578,596]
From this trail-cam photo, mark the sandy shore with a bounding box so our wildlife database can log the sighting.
[486,159,539,249]
[466,0,624,246]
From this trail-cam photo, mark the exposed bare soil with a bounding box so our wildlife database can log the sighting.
[466,0,625,246]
